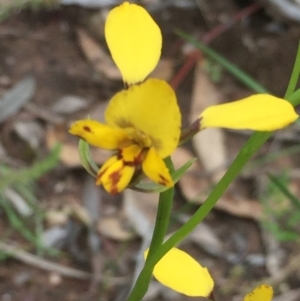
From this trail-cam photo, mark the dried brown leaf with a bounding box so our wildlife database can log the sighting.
[97,216,136,241]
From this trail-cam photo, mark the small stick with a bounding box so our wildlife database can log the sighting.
[0,242,128,284]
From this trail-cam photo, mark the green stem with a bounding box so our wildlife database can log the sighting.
[147,157,174,257]
[268,173,300,210]
[288,87,300,105]
[285,42,300,97]
[126,157,175,301]
[145,131,270,271]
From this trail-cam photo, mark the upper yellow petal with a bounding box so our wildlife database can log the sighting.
[105,2,162,84]
[69,119,130,150]
[144,248,214,297]
[105,79,181,157]
[142,147,173,187]
[200,94,298,131]
[244,284,273,301]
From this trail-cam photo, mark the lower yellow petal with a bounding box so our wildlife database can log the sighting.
[142,147,173,187]
[244,284,273,301]
[144,248,214,297]
[105,2,162,84]
[69,120,129,149]
[97,155,119,181]
[97,158,135,194]
[200,94,298,131]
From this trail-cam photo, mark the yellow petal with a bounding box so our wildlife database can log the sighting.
[97,158,135,194]
[97,155,119,180]
[144,248,214,297]
[121,144,143,163]
[244,284,273,301]
[105,2,162,84]
[69,120,129,150]
[200,94,298,131]
[142,147,173,187]
[105,79,181,157]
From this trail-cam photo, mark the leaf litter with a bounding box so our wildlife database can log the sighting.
[1,1,300,300]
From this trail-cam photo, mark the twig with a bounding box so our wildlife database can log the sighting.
[0,242,128,284]
[170,2,262,89]
[0,241,90,279]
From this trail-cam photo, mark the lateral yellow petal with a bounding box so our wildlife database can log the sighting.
[69,120,129,149]
[244,284,273,301]
[142,147,173,187]
[105,79,181,157]
[105,2,162,84]
[144,248,214,297]
[200,94,298,131]
[97,158,135,194]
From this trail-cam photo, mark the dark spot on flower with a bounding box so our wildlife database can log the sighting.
[109,169,122,195]
[158,174,169,186]
[83,126,91,132]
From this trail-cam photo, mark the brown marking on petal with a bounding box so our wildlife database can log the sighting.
[83,126,92,132]
[108,168,122,195]
[117,149,123,160]
[110,169,122,183]
[157,174,170,186]
[134,149,147,165]
[121,148,146,166]
[159,174,168,182]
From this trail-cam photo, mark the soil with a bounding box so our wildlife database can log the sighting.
[1,0,300,301]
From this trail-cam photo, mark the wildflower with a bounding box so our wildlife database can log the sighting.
[70,79,181,194]
[70,2,298,195]
[144,248,214,297]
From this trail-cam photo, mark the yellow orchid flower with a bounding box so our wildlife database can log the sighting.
[244,284,273,301]
[104,2,298,135]
[70,2,298,195]
[144,247,214,297]
[70,79,181,194]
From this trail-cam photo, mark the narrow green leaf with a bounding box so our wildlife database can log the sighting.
[268,173,300,210]
[78,139,98,177]
[285,42,300,97]
[0,144,60,190]
[133,158,196,192]
[176,30,268,93]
